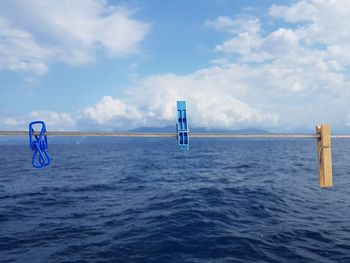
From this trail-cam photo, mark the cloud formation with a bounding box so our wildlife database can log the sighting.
[201,0,350,130]
[204,16,260,34]
[81,96,142,129]
[0,0,150,74]
[2,0,350,132]
[0,111,76,131]
[79,70,278,130]
[30,111,76,130]
[90,0,349,131]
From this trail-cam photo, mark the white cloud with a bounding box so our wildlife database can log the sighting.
[208,2,350,95]
[0,0,150,74]
[81,66,278,130]
[270,0,350,67]
[0,18,49,74]
[269,1,318,23]
[204,16,260,34]
[210,58,230,65]
[0,111,76,131]
[215,31,262,56]
[30,111,76,130]
[176,1,350,130]
[81,96,142,128]
[346,113,350,128]
[3,0,350,132]
[262,28,299,54]
[213,20,302,60]
[0,116,25,130]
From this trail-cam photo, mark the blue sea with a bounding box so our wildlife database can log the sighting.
[1,138,350,262]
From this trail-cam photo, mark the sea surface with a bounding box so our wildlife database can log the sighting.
[1,138,350,262]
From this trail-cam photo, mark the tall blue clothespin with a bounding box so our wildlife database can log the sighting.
[176,100,189,150]
[29,121,51,168]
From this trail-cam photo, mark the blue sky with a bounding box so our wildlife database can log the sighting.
[1,0,350,132]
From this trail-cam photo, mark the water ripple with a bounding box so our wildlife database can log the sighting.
[1,139,350,262]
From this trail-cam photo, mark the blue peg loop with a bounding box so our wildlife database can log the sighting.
[176,100,189,150]
[29,121,51,168]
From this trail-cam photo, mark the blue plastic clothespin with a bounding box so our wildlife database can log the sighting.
[176,100,189,150]
[29,121,51,168]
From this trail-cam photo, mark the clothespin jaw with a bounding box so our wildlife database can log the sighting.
[316,124,333,187]
[177,101,189,150]
[29,121,51,168]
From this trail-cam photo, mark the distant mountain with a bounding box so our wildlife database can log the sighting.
[190,127,270,134]
[0,126,270,145]
[129,125,270,134]
[129,125,176,133]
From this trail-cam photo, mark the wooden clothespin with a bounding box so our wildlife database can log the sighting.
[316,124,333,187]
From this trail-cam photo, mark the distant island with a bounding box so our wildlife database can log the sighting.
[129,125,270,134]
[0,126,270,145]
